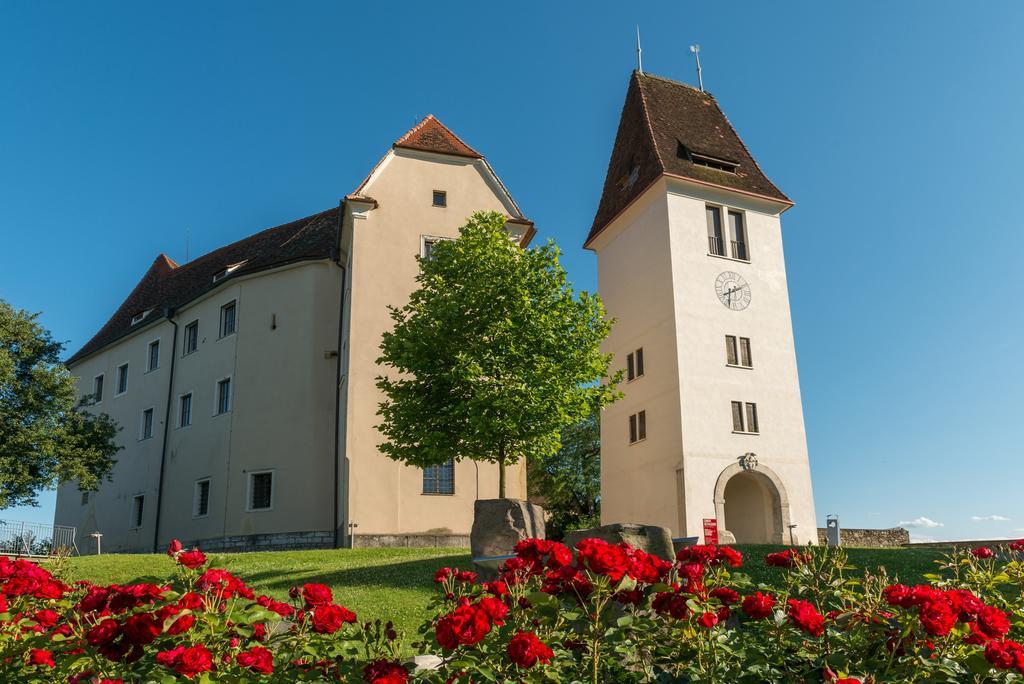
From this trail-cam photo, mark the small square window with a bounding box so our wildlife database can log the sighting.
[220,301,236,338]
[432,190,447,207]
[423,459,455,495]
[194,479,211,518]
[248,472,273,511]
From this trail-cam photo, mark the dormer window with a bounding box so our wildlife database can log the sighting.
[213,261,247,283]
[678,143,739,174]
[130,309,152,326]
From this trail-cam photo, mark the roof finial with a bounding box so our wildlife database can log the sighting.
[636,26,643,74]
[689,44,704,91]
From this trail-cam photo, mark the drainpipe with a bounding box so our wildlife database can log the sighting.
[332,201,347,548]
[152,307,178,553]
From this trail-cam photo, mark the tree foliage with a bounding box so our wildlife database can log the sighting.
[0,299,120,508]
[376,211,621,497]
[527,410,601,540]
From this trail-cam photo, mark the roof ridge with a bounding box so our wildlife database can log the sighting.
[636,70,708,96]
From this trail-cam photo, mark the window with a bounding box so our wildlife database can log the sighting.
[130,309,151,325]
[423,459,455,495]
[81,491,89,505]
[626,347,645,381]
[184,321,199,355]
[141,407,154,440]
[706,205,726,256]
[178,393,193,428]
[726,336,752,368]
[92,374,104,403]
[147,339,160,372]
[248,471,273,511]
[432,190,447,207]
[691,152,739,173]
[220,301,236,338]
[729,211,748,261]
[216,378,231,415]
[194,479,210,518]
[628,410,647,444]
[115,363,129,396]
[130,495,144,529]
[732,401,759,434]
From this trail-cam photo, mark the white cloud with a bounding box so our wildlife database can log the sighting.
[898,516,944,529]
[909,533,937,543]
[970,515,1010,522]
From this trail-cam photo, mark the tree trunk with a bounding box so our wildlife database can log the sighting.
[498,443,506,499]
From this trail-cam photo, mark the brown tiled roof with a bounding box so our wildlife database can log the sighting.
[586,72,790,246]
[67,208,339,366]
[393,114,482,158]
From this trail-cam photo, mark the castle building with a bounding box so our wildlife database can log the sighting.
[587,72,817,544]
[54,116,532,553]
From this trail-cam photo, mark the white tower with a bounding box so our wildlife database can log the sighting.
[586,72,817,544]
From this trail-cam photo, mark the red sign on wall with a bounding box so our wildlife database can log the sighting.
[703,518,719,545]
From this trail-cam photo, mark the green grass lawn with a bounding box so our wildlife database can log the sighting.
[64,544,949,641]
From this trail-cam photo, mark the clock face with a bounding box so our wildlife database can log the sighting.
[715,271,751,311]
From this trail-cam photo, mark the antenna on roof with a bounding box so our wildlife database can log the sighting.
[689,44,704,91]
[636,26,643,74]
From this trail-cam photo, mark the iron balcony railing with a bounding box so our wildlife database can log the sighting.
[731,240,749,261]
[708,235,726,256]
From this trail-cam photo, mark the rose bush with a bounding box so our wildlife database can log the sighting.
[0,537,1023,682]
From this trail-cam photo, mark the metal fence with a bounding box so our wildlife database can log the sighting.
[0,519,78,557]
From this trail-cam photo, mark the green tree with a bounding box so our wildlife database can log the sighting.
[376,211,620,498]
[527,409,601,539]
[0,299,120,508]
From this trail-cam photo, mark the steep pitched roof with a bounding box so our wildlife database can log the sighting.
[67,208,339,366]
[393,114,482,158]
[586,71,790,246]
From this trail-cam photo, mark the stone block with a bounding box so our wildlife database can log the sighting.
[470,499,545,560]
[564,523,675,562]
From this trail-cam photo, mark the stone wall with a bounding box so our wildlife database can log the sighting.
[816,527,909,548]
[353,533,469,549]
[195,530,335,553]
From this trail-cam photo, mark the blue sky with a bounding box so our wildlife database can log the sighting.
[2,2,1022,542]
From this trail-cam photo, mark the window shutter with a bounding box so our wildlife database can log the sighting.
[746,403,759,433]
[635,348,644,376]
[726,336,738,365]
[637,410,646,440]
[627,352,635,381]
[731,401,744,432]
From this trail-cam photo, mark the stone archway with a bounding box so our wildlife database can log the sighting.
[713,460,792,544]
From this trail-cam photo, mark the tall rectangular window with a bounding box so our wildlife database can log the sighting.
[220,301,236,338]
[745,403,759,434]
[423,459,455,495]
[194,479,210,517]
[248,472,273,511]
[147,339,160,372]
[628,410,647,444]
[739,337,753,368]
[81,491,89,505]
[179,393,193,428]
[141,407,154,440]
[116,363,129,395]
[184,321,199,355]
[130,495,144,529]
[93,374,104,402]
[706,205,725,256]
[725,335,738,366]
[731,401,745,432]
[627,347,645,381]
[216,378,231,415]
[729,210,748,261]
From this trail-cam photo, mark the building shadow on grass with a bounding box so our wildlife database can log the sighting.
[230,554,474,595]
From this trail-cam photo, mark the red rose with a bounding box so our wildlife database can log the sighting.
[178,592,204,610]
[507,631,554,669]
[883,584,912,608]
[575,538,630,581]
[919,598,957,637]
[653,590,689,620]
[435,603,492,650]
[626,548,672,584]
[477,596,508,626]
[301,583,333,607]
[786,599,825,637]
[971,546,995,559]
[710,587,740,606]
[1009,540,1024,552]
[717,546,743,568]
[977,605,1011,638]
[28,649,56,667]
[311,603,357,633]
[33,609,59,628]
[168,613,196,635]
[362,658,409,683]
[433,567,453,583]
[455,570,477,584]
[167,539,183,556]
[484,581,508,597]
[236,646,274,674]
[167,645,213,678]
[766,549,808,568]
[86,618,120,646]
[698,611,719,628]
[679,562,705,582]
[123,613,161,645]
[176,549,207,570]
[984,639,1024,670]
[675,545,719,565]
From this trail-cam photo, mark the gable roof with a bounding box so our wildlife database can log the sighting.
[586,71,790,247]
[393,114,482,158]
[67,208,339,366]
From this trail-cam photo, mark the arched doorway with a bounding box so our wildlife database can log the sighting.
[714,461,791,544]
